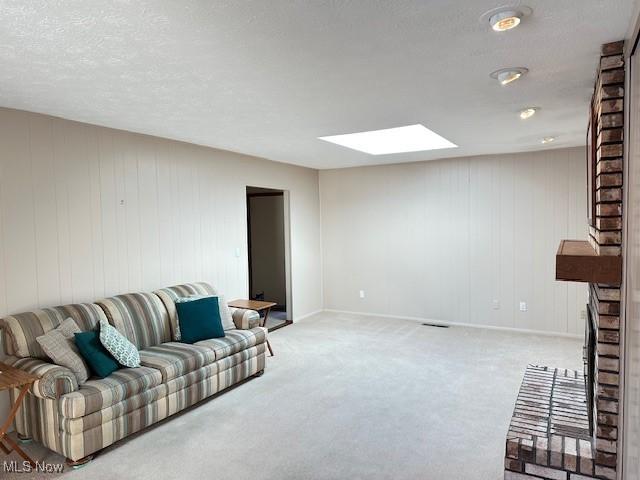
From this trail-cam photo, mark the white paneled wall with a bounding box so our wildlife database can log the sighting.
[0,106,321,340]
[320,147,589,336]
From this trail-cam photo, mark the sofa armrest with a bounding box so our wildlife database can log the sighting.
[228,307,261,330]
[5,356,78,399]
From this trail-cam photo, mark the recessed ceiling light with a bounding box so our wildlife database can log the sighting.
[318,124,457,155]
[519,107,539,119]
[490,10,521,31]
[541,136,556,144]
[490,67,529,86]
[480,6,533,32]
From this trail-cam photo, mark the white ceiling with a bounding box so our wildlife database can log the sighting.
[0,1,636,169]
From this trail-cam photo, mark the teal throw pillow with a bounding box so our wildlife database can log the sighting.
[175,296,225,344]
[74,331,121,378]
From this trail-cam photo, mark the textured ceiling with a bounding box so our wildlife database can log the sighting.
[0,0,635,169]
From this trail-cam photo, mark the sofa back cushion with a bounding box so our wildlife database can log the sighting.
[0,304,107,359]
[96,293,171,350]
[154,282,219,339]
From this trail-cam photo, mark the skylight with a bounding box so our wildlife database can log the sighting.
[318,124,457,155]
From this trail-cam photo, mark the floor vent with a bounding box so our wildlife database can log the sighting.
[421,323,449,328]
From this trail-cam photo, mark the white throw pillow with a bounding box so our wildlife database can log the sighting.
[99,320,140,368]
[216,294,235,331]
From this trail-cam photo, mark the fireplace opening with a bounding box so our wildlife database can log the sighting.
[584,303,596,436]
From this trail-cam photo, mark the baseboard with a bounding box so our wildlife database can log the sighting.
[294,309,323,323]
[322,309,583,339]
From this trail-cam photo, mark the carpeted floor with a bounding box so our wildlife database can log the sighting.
[4,312,582,480]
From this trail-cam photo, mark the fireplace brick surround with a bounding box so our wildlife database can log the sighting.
[504,41,625,480]
[588,39,625,480]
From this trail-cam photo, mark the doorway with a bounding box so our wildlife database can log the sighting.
[246,186,292,331]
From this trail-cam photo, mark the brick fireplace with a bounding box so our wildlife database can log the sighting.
[504,41,625,480]
[586,40,625,480]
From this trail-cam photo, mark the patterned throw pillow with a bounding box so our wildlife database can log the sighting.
[175,294,235,332]
[36,317,90,384]
[99,320,140,368]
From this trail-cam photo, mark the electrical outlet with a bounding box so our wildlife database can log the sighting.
[519,302,527,312]
[492,300,500,310]
[580,310,587,320]
[359,290,365,299]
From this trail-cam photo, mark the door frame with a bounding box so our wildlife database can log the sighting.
[621,25,640,480]
[246,187,292,323]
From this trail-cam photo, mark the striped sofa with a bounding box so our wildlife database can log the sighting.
[0,282,266,464]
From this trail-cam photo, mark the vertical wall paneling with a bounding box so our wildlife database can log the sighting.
[51,119,73,304]
[98,129,119,297]
[155,139,176,287]
[498,155,516,328]
[29,114,61,307]
[88,125,106,300]
[0,106,321,323]
[1,110,39,312]
[320,147,589,336]
[67,123,96,303]
[0,115,7,319]
[137,136,161,289]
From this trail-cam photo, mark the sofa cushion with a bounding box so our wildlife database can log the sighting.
[61,361,223,435]
[60,382,169,435]
[0,304,107,359]
[195,327,267,361]
[139,342,216,382]
[59,366,163,419]
[155,282,218,299]
[96,293,171,350]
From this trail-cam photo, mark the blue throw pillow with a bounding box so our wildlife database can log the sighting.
[74,331,121,378]
[175,296,225,344]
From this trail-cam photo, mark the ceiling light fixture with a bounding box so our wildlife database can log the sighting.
[490,10,521,31]
[519,107,539,119]
[318,124,457,155]
[490,67,529,86]
[541,136,556,144]
[480,6,533,32]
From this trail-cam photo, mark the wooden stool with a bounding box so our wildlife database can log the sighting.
[0,361,39,467]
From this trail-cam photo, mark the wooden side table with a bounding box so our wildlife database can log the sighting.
[0,361,39,467]
[228,299,277,356]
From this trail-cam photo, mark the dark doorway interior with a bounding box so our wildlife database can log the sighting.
[247,186,291,331]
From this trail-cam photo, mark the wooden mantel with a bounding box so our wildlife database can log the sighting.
[555,239,622,285]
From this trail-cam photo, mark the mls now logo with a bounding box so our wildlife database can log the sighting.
[3,460,64,473]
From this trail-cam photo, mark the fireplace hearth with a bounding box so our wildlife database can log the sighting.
[504,365,595,479]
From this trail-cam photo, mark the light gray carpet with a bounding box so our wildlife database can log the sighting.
[4,312,582,480]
